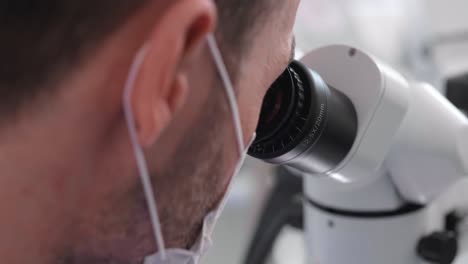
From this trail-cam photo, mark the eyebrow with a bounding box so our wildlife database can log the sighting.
[289,36,296,63]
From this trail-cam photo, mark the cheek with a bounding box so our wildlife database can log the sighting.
[237,75,266,143]
[235,5,298,143]
[236,45,291,143]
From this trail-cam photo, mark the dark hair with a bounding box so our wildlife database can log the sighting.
[0,0,266,118]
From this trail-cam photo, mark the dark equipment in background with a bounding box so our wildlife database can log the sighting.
[243,167,303,264]
[446,73,468,114]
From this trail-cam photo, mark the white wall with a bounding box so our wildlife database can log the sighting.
[294,0,468,88]
[427,0,468,77]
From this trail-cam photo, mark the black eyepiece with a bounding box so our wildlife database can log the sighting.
[248,61,358,174]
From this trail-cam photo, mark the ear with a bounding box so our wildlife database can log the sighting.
[131,0,217,146]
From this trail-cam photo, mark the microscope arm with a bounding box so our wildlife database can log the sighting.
[385,82,468,205]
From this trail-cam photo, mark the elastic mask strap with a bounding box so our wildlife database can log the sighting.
[122,45,168,260]
[123,34,245,262]
[206,34,245,155]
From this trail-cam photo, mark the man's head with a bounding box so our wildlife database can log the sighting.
[0,0,299,263]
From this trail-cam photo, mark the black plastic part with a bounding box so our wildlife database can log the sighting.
[248,60,358,174]
[417,232,458,264]
[446,73,468,113]
[306,197,424,218]
[445,211,463,236]
[243,167,303,264]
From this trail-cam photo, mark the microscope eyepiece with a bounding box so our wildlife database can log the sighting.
[248,61,358,174]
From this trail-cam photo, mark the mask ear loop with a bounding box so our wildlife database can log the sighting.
[123,34,244,263]
[122,45,168,261]
[206,34,245,155]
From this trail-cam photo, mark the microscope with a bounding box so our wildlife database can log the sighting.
[245,45,468,264]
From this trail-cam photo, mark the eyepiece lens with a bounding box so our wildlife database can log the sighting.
[249,61,358,175]
[256,67,296,141]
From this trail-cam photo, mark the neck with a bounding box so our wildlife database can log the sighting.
[0,72,124,264]
[0,112,101,263]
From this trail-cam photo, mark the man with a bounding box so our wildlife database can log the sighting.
[0,0,299,263]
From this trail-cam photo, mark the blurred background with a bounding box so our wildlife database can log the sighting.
[204,0,468,263]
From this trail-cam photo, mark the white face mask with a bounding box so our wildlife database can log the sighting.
[122,34,255,264]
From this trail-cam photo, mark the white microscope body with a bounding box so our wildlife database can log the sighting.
[299,45,468,264]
